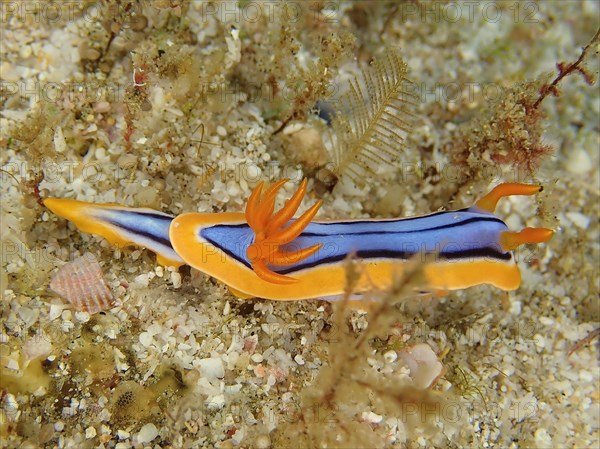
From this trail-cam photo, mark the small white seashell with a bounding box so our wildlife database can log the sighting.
[49,253,116,314]
[399,343,445,389]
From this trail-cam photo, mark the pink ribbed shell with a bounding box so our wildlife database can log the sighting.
[50,254,116,314]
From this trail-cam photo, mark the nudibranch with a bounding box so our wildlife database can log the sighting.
[44,180,553,300]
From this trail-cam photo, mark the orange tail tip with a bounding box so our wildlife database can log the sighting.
[245,179,322,284]
[500,227,554,251]
[476,183,543,213]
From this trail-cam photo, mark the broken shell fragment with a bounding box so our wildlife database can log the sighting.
[399,343,445,389]
[49,253,117,314]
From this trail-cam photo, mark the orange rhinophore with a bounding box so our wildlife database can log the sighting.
[245,178,323,284]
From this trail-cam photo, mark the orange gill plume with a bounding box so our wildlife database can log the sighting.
[245,179,323,284]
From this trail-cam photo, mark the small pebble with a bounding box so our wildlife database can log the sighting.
[197,357,225,380]
[565,148,592,174]
[579,370,593,382]
[399,343,444,389]
[565,212,590,230]
[94,101,111,113]
[361,411,383,424]
[74,311,91,323]
[19,45,32,58]
[254,434,271,449]
[137,423,158,444]
[48,304,65,321]
[53,126,66,153]
[5,358,18,371]
[139,332,153,347]
[534,428,552,447]
[245,165,261,182]
[171,271,182,288]
[533,334,546,350]
[4,393,18,414]
[383,350,397,363]
[223,301,231,315]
